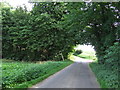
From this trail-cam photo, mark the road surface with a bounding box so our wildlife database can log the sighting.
[30,61,100,88]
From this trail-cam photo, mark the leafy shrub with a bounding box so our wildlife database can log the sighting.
[2,3,75,61]
[90,42,119,88]
[90,63,118,88]
[104,42,120,70]
[2,60,72,88]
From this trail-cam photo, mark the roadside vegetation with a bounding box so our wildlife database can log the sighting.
[90,42,119,88]
[1,1,119,89]
[2,59,73,88]
[90,62,118,88]
[73,43,119,88]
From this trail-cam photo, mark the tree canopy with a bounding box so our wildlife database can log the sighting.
[2,2,120,63]
[2,2,75,61]
[63,2,120,63]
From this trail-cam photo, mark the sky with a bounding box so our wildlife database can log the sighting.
[75,45,95,52]
[2,0,33,10]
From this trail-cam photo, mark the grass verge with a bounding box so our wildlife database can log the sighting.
[2,59,73,88]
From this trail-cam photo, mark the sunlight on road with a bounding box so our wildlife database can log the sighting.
[72,56,93,63]
[70,45,95,63]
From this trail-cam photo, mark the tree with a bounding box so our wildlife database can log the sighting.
[2,2,75,61]
[63,2,120,64]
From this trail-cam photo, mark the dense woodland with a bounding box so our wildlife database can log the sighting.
[1,2,120,88]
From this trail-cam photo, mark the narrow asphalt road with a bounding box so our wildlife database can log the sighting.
[30,62,100,88]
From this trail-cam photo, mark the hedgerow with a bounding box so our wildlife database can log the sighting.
[90,63,118,88]
[2,3,75,61]
[90,42,119,88]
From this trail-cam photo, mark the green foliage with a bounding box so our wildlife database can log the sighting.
[3,2,119,62]
[104,42,120,70]
[90,62,119,88]
[64,2,120,64]
[90,43,119,88]
[2,3,75,61]
[2,60,72,88]
[2,2,120,88]
[63,3,119,88]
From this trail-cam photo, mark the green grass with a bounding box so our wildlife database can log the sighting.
[90,62,119,88]
[77,51,97,60]
[2,59,73,88]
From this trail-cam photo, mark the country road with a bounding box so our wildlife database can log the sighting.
[30,59,100,88]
